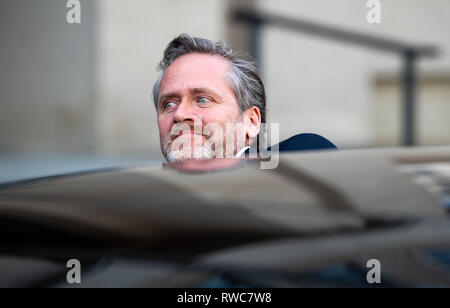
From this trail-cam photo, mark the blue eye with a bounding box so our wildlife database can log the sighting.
[198,97,209,104]
[164,102,177,110]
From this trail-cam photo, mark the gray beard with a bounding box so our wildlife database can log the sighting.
[164,144,215,162]
[162,134,216,162]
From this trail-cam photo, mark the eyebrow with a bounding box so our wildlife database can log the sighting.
[158,88,223,106]
[190,88,222,98]
[158,93,180,107]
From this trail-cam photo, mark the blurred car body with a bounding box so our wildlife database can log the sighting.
[0,146,449,288]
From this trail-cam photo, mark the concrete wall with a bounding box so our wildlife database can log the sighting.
[257,0,450,147]
[374,74,450,146]
[0,0,97,155]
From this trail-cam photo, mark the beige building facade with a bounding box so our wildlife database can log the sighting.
[1,0,449,159]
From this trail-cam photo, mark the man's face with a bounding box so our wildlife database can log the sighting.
[156,53,247,161]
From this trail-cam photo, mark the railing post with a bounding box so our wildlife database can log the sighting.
[232,10,436,148]
[249,19,263,69]
[402,50,417,146]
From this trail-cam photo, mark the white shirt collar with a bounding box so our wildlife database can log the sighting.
[235,146,250,158]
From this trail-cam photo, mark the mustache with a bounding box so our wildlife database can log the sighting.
[169,123,208,139]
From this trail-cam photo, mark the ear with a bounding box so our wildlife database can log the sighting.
[243,106,261,142]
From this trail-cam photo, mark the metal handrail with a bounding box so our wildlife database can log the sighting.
[232,10,439,146]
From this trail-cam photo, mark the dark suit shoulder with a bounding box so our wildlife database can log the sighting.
[271,133,337,152]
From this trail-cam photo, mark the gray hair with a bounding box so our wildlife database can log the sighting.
[152,34,266,123]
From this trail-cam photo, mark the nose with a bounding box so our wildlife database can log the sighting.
[173,99,197,124]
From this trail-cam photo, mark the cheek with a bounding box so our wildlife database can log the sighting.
[157,115,172,138]
[203,105,240,125]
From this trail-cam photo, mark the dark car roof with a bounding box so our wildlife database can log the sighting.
[0,146,449,287]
